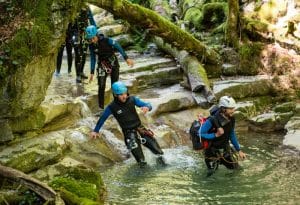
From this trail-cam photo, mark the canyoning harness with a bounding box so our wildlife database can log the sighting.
[124,126,155,150]
[205,147,239,165]
[97,56,117,77]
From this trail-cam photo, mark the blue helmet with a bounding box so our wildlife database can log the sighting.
[85,25,97,40]
[112,81,128,95]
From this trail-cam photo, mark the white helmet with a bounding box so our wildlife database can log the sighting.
[219,96,236,108]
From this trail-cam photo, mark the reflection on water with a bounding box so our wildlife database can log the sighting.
[101,132,300,205]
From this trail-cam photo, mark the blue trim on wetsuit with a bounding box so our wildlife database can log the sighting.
[90,37,128,74]
[93,96,152,132]
[200,119,241,151]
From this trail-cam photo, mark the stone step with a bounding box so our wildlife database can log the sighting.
[119,54,177,74]
[136,84,198,117]
[212,75,273,99]
[121,66,183,92]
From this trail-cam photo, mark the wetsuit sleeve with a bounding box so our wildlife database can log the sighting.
[229,128,241,151]
[133,96,152,111]
[90,45,96,74]
[199,119,216,140]
[108,38,128,60]
[87,9,97,26]
[93,107,112,132]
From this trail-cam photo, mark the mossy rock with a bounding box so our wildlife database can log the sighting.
[235,101,257,119]
[238,42,264,75]
[49,167,105,205]
[8,109,46,133]
[5,147,63,173]
[215,79,274,99]
[273,102,297,113]
[233,110,248,121]
[242,17,269,33]
[0,0,85,132]
[0,120,14,142]
[252,96,274,112]
[249,111,294,132]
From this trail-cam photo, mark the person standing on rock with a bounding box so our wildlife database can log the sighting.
[85,25,134,110]
[90,81,165,168]
[73,7,97,83]
[55,23,73,77]
[200,96,246,176]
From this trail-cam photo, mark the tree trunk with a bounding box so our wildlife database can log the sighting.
[88,0,219,65]
[147,1,215,104]
[153,37,215,105]
[0,164,63,204]
[226,0,240,48]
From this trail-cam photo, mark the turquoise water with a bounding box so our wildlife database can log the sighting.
[101,132,300,205]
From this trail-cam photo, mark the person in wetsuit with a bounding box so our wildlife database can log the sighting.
[90,81,165,168]
[200,96,246,176]
[55,23,73,76]
[85,25,134,109]
[73,7,96,83]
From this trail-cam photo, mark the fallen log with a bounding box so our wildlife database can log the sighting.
[0,164,63,204]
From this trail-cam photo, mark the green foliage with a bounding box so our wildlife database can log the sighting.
[239,43,263,58]
[129,26,149,52]
[19,190,44,205]
[200,2,227,30]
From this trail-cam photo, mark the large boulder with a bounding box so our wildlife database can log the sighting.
[0,0,85,139]
[213,76,274,99]
[249,111,294,132]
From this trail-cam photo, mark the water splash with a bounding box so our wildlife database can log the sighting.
[101,130,129,157]
[74,96,92,118]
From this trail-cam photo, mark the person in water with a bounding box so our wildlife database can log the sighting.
[200,96,246,176]
[90,81,165,167]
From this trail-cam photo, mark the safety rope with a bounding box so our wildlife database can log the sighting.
[204,151,240,164]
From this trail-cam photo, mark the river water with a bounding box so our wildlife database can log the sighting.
[101,132,300,205]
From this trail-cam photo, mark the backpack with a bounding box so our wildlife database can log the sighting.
[189,105,220,150]
[189,115,210,150]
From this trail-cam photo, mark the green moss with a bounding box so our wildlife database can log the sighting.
[0,0,85,80]
[66,167,104,189]
[243,17,268,33]
[6,149,62,173]
[9,109,46,133]
[48,167,105,204]
[215,80,273,99]
[1,1,54,72]
[50,177,98,200]
[59,188,101,205]
[273,102,296,113]
[200,2,227,30]
[238,42,264,75]
[252,96,274,112]
[184,7,203,29]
